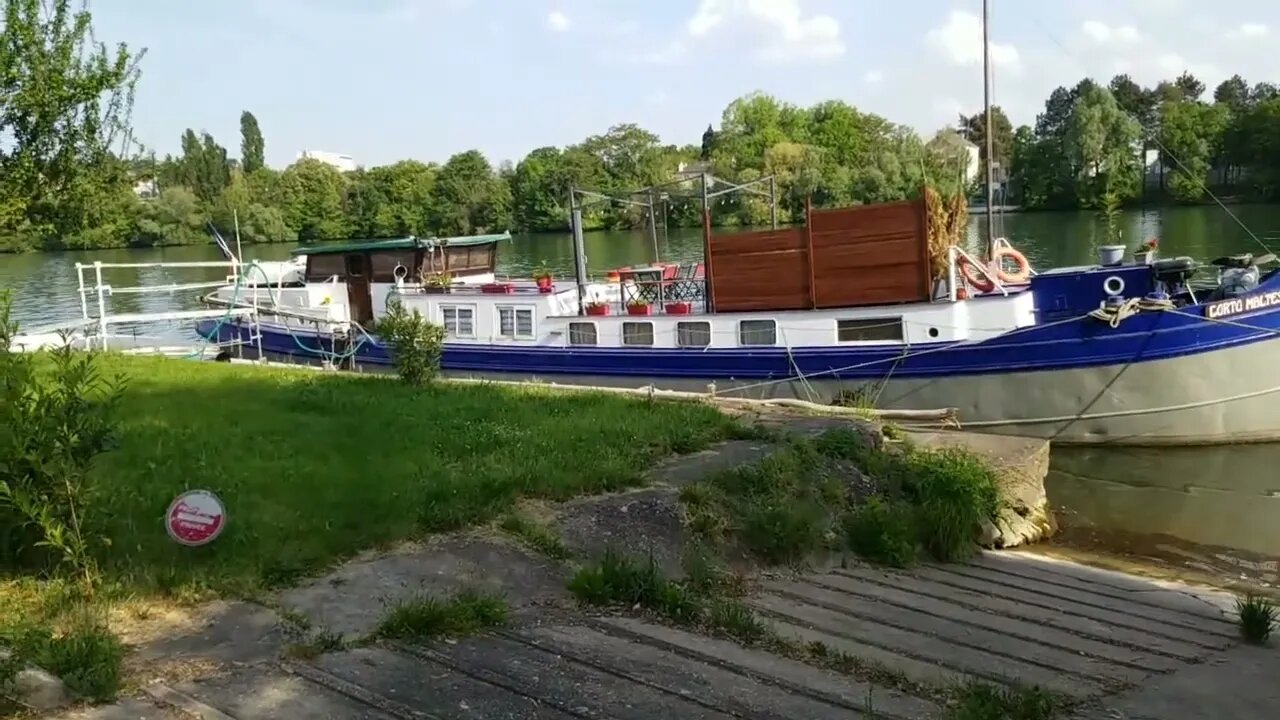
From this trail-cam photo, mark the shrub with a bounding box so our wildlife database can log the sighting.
[843,497,920,567]
[375,299,445,387]
[1236,593,1277,645]
[900,448,1000,562]
[0,292,124,584]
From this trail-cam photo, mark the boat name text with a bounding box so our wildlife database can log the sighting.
[1205,291,1280,319]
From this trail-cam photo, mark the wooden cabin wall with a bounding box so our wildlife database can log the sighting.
[706,227,811,311]
[809,200,930,308]
[706,199,929,313]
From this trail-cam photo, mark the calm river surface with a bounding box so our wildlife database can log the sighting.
[4,204,1280,575]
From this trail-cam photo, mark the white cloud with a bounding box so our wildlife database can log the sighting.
[653,0,844,65]
[1081,21,1140,44]
[546,10,570,32]
[1236,22,1269,38]
[864,70,884,85]
[926,11,1020,71]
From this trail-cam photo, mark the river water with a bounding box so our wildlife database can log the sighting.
[4,204,1280,580]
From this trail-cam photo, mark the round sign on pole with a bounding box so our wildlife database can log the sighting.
[166,490,227,547]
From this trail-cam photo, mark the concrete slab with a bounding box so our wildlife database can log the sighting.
[648,439,776,487]
[594,616,938,719]
[831,566,1209,661]
[403,634,737,719]
[799,572,1184,672]
[43,697,184,720]
[278,535,570,640]
[555,488,689,577]
[770,578,1150,685]
[911,566,1233,649]
[1071,645,1280,720]
[940,563,1237,637]
[518,623,930,720]
[972,551,1238,621]
[313,646,576,719]
[170,667,399,720]
[750,592,1104,697]
[130,600,284,668]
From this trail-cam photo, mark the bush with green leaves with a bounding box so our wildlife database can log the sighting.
[0,292,123,584]
[375,299,446,387]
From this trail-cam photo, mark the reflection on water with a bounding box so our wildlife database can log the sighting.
[1047,445,1280,584]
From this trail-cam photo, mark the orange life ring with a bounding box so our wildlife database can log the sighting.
[958,255,996,293]
[994,247,1031,284]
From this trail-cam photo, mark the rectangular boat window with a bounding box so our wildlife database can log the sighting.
[622,321,654,346]
[738,319,776,346]
[370,251,417,282]
[677,321,711,348]
[568,322,597,346]
[441,305,475,338]
[305,254,345,282]
[837,317,904,342]
[497,306,535,339]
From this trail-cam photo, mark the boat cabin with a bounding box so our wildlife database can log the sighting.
[290,233,508,324]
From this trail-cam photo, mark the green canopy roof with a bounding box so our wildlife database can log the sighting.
[291,232,511,256]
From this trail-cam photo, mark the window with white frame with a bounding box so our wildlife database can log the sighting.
[568,322,597,346]
[622,321,654,346]
[738,319,776,346]
[441,305,475,338]
[677,321,711,348]
[837,317,903,342]
[497,305,535,339]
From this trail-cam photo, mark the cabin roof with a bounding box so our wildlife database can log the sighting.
[290,232,511,256]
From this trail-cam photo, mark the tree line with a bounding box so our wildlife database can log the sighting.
[4,0,1280,253]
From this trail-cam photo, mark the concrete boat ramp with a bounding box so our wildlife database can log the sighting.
[52,546,1270,720]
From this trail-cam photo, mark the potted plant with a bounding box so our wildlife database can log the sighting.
[626,299,652,316]
[423,271,452,294]
[532,260,553,291]
[584,301,610,316]
[1135,237,1158,264]
[664,301,693,315]
[480,282,515,294]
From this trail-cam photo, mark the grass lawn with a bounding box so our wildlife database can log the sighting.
[5,354,743,600]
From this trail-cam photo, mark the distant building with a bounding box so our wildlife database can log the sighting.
[133,178,158,198]
[297,150,357,173]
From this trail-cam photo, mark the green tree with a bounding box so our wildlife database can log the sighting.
[1157,99,1228,202]
[348,160,436,237]
[240,111,265,174]
[210,171,295,244]
[1065,84,1143,205]
[0,0,143,250]
[132,187,207,246]
[279,158,350,241]
[958,106,1014,185]
[429,150,511,236]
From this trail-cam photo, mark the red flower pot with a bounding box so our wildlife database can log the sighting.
[627,304,652,316]
[664,302,692,315]
[481,282,515,294]
[535,276,553,290]
[585,304,610,316]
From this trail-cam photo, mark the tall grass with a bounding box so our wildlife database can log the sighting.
[375,589,508,641]
[680,426,1002,567]
[1236,593,1277,645]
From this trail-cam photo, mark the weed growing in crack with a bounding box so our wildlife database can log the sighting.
[375,589,507,641]
[944,680,1059,720]
[499,512,572,560]
[1236,593,1277,645]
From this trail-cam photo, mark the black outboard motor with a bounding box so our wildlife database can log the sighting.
[1150,256,1198,297]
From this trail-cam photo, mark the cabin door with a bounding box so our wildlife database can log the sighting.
[344,254,374,325]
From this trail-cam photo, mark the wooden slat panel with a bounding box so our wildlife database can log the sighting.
[708,227,811,312]
[706,198,930,312]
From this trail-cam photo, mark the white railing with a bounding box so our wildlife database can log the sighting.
[74,260,259,355]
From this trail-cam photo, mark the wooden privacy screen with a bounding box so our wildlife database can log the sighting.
[706,199,930,313]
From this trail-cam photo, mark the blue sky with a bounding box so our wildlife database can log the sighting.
[94,0,1280,169]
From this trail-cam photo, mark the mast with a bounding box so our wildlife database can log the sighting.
[982,0,996,260]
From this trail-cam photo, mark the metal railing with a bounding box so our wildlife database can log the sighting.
[75,260,258,355]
